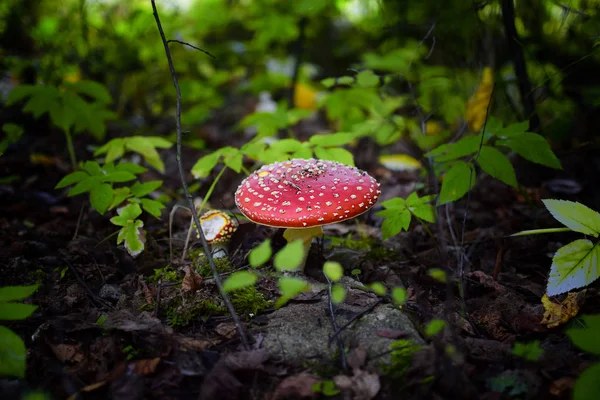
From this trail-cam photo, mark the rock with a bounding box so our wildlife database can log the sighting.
[99,284,124,302]
[261,278,424,368]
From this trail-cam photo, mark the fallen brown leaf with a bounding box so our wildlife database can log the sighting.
[49,342,84,363]
[182,264,203,292]
[333,368,380,400]
[272,373,320,400]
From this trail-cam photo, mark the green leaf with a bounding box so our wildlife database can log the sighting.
[369,282,387,296]
[567,315,600,355]
[331,284,346,304]
[5,84,37,105]
[68,80,112,104]
[381,197,406,209]
[572,362,600,400]
[496,132,561,169]
[313,146,355,166]
[191,152,221,179]
[248,239,272,267]
[547,239,600,296]
[309,132,357,147]
[109,187,131,209]
[0,285,39,302]
[82,161,103,176]
[114,218,145,257]
[276,277,310,308]
[438,161,476,205]
[224,152,243,173]
[512,340,544,362]
[115,162,147,175]
[542,199,600,237]
[337,76,354,85]
[427,136,481,162]
[0,303,38,320]
[477,146,518,187]
[55,171,88,189]
[321,77,336,88]
[425,319,446,338]
[222,271,258,293]
[125,137,165,173]
[391,287,407,306]
[130,181,163,198]
[140,198,165,218]
[380,209,411,240]
[67,176,100,196]
[273,240,304,271]
[428,268,447,283]
[90,183,113,215]
[323,261,343,282]
[110,203,143,225]
[102,171,137,183]
[0,326,27,378]
[145,137,172,148]
[356,70,380,88]
[269,138,303,153]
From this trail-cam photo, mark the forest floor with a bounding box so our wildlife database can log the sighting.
[1,115,599,400]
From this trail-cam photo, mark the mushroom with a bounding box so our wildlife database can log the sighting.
[234,158,381,272]
[196,209,238,258]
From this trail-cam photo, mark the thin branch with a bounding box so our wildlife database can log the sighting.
[328,298,383,346]
[150,0,249,350]
[167,39,216,59]
[324,275,347,370]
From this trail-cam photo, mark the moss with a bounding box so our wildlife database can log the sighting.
[380,339,423,379]
[230,286,272,316]
[164,295,225,328]
[148,265,180,283]
[28,269,46,284]
[196,256,232,277]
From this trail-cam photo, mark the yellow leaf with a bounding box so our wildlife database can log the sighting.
[425,120,444,136]
[294,83,318,110]
[379,154,421,172]
[541,291,584,328]
[465,67,494,132]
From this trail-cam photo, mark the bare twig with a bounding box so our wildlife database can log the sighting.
[328,298,383,346]
[150,0,249,350]
[169,204,190,265]
[324,275,347,370]
[72,203,85,241]
[167,39,216,58]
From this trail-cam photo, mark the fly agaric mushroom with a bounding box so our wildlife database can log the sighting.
[196,209,238,258]
[234,158,381,272]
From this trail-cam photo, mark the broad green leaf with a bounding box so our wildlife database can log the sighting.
[323,261,343,282]
[380,197,405,209]
[511,340,544,362]
[130,181,163,198]
[0,285,38,302]
[331,284,346,304]
[498,121,529,138]
[48,101,72,132]
[572,362,600,400]
[269,138,303,153]
[273,240,304,271]
[5,84,37,105]
[125,137,165,173]
[477,146,518,187]
[369,282,387,296]
[140,198,165,218]
[356,70,379,88]
[427,135,481,162]
[114,162,147,174]
[496,132,561,169]
[105,140,125,163]
[109,187,131,209]
[114,219,145,257]
[68,176,100,196]
[224,152,243,173]
[90,183,113,215]
[337,76,354,85]
[542,199,600,237]
[425,319,446,337]
[313,146,354,166]
[68,80,112,104]
[437,161,476,205]
[391,287,407,306]
[145,137,172,148]
[0,303,38,320]
[567,315,600,355]
[321,77,336,88]
[428,268,447,283]
[222,271,258,293]
[380,209,411,240]
[191,152,221,179]
[110,203,143,226]
[547,239,600,296]
[248,239,272,267]
[276,276,309,308]
[309,132,357,147]
[82,161,103,176]
[55,171,88,189]
[0,326,27,378]
[102,171,137,183]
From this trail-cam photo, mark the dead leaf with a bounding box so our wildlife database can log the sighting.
[272,373,320,400]
[549,376,575,397]
[541,291,584,328]
[49,342,84,363]
[215,322,238,339]
[177,336,218,351]
[182,264,203,292]
[132,358,160,375]
[333,369,380,400]
[376,328,408,340]
[346,346,367,370]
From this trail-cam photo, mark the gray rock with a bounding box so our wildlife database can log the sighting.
[261,278,424,368]
[99,284,124,302]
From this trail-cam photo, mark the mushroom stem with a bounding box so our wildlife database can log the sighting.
[283,226,324,272]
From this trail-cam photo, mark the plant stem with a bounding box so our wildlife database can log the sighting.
[150,0,249,350]
[64,129,77,169]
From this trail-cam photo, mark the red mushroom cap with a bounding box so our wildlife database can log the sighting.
[234,158,381,228]
[198,210,238,243]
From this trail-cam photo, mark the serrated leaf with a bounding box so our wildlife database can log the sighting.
[391,287,407,306]
[276,276,309,308]
[130,181,162,198]
[381,209,411,240]
[331,284,346,304]
[427,135,481,162]
[542,199,600,237]
[0,303,38,320]
[115,219,145,257]
[381,197,406,209]
[323,261,343,282]
[191,152,221,179]
[496,132,561,169]
[572,362,600,400]
[140,198,165,218]
[566,315,600,355]
[0,326,27,378]
[222,271,258,293]
[0,285,38,302]
[110,203,143,226]
[274,240,304,271]
[437,161,476,205]
[55,171,88,189]
[90,183,113,215]
[102,171,137,183]
[546,239,600,296]
[477,146,518,187]
[248,239,272,267]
